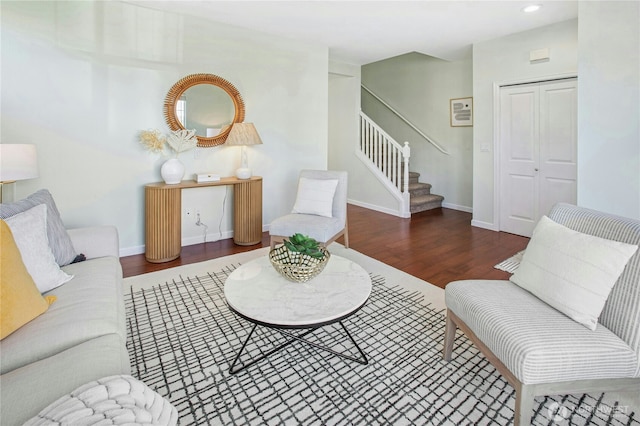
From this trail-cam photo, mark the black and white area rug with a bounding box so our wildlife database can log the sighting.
[124,248,638,425]
[494,251,525,274]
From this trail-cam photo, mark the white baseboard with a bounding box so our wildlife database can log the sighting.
[441,202,473,213]
[349,199,473,216]
[119,245,145,257]
[181,230,234,247]
[120,225,272,258]
[471,219,498,231]
[347,199,404,217]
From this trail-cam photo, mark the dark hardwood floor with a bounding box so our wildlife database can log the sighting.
[120,205,530,289]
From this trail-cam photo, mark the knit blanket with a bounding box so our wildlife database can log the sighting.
[24,375,178,426]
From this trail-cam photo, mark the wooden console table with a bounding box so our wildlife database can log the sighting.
[145,176,262,263]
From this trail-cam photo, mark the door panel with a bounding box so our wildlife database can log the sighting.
[509,174,537,217]
[540,177,576,220]
[509,92,537,161]
[499,79,577,237]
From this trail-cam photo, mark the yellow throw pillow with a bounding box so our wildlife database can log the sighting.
[1,220,56,340]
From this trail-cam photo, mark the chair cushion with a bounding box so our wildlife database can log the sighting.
[510,215,637,330]
[445,279,639,384]
[270,214,343,244]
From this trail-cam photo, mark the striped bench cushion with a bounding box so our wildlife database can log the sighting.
[445,280,639,385]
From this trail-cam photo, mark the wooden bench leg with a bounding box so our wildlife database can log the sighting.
[343,223,349,248]
[514,383,535,426]
[442,310,456,361]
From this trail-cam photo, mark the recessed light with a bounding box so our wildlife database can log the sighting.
[523,4,542,13]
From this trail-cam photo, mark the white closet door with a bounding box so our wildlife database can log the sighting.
[499,79,577,237]
[538,80,577,219]
[499,83,540,237]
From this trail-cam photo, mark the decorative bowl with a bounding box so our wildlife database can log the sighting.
[269,244,330,283]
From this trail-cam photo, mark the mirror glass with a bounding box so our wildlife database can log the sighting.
[164,74,245,147]
[179,85,235,137]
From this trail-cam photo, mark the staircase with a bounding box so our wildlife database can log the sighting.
[406,171,444,213]
[358,111,444,217]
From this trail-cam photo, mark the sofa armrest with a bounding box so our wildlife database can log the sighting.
[67,226,119,259]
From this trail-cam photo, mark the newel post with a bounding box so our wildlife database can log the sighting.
[402,142,411,194]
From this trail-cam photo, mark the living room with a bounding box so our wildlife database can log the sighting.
[2,1,638,251]
[1,1,639,425]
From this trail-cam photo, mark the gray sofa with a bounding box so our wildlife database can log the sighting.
[443,203,640,425]
[0,225,130,425]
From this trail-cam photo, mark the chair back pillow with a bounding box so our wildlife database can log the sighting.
[511,214,637,331]
[291,177,339,218]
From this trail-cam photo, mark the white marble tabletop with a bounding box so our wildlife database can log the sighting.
[224,255,371,327]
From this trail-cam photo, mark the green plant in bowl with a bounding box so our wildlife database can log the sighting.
[283,233,325,259]
[270,233,330,282]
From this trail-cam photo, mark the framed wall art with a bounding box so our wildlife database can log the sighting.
[450,97,473,127]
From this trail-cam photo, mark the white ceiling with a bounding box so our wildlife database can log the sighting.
[128,0,578,65]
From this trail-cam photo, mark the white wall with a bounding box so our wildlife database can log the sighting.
[361,52,474,213]
[1,1,329,255]
[328,60,401,215]
[577,1,640,219]
[472,19,578,230]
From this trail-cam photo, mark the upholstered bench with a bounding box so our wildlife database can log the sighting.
[443,203,640,426]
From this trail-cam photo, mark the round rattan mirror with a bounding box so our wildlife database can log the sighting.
[163,73,245,147]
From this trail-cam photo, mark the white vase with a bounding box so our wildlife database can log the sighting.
[161,158,185,184]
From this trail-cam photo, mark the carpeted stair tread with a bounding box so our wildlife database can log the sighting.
[400,171,421,185]
[408,182,432,196]
[410,193,444,213]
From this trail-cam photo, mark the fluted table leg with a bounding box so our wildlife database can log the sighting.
[145,186,181,263]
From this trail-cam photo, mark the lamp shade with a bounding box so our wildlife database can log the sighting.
[225,123,263,146]
[0,144,39,182]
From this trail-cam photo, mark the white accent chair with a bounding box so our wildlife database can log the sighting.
[443,203,640,425]
[269,170,349,250]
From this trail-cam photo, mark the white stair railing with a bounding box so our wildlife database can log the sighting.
[361,84,449,155]
[358,111,411,218]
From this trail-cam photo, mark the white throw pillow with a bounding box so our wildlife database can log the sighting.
[291,178,339,218]
[510,215,638,330]
[4,204,73,293]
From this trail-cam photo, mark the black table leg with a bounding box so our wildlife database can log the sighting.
[228,321,367,375]
[229,326,319,374]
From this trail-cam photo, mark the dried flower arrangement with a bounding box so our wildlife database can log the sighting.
[139,129,198,157]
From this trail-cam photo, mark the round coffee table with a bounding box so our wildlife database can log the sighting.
[224,254,371,374]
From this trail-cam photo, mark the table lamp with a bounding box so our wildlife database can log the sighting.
[225,123,263,179]
[0,144,39,203]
